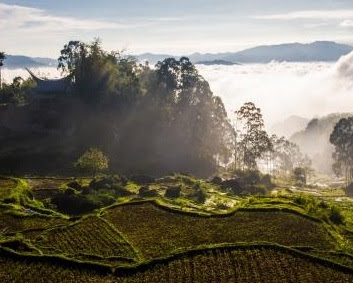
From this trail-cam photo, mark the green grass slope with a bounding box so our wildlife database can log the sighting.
[103,201,334,259]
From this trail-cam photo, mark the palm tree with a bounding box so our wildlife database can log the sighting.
[0,52,6,89]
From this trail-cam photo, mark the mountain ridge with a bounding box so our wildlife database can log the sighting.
[2,41,353,68]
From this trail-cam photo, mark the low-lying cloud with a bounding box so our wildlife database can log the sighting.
[197,53,353,128]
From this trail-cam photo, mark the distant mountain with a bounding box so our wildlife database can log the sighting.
[134,41,353,64]
[270,116,309,138]
[4,41,353,69]
[195,60,240,66]
[3,55,57,69]
[134,53,175,64]
[32,57,57,67]
[223,41,353,63]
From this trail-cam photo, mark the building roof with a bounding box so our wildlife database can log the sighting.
[26,68,72,95]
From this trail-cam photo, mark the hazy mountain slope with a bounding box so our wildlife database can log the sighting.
[290,113,353,174]
[223,41,353,63]
[195,60,240,66]
[3,55,56,69]
[134,41,353,64]
[4,41,352,68]
[270,116,309,138]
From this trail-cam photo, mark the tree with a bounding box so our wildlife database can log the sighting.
[330,117,353,187]
[234,102,272,170]
[58,39,141,107]
[0,52,6,89]
[0,76,34,105]
[293,167,307,186]
[75,148,109,175]
[270,135,312,176]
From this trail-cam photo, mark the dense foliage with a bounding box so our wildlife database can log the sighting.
[56,40,234,176]
[0,76,34,105]
[75,148,109,175]
[234,102,272,170]
[330,116,353,186]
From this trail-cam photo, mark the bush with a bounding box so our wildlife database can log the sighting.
[236,170,261,186]
[221,179,243,195]
[75,148,109,175]
[294,195,309,206]
[190,188,207,204]
[130,175,155,185]
[260,174,272,187]
[211,176,223,185]
[165,186,181,199]
[293,167,306,186]
[346,183,353,197]
[67,181,82,190]
[247,185,268,195]
[138,187,158,198]
[329,206,345,224]
[90,178,114,190]
[51,193,100,215]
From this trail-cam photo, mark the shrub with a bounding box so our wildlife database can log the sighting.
[75,148,109,175]
[236,170,261,186]
[221,179,243,195]
[211,176,223,185]
[190,188,207,204]
[90,178,114,190]
[294,195,309,206]
[165,186,181,199]
[67,181,82,190]
[138,187,158,198]
[346,183,353,197]
[130,175,155,185]
[329,206,345,224]
[260,174,272,187]
[65,188,77,196]
[247,185,268,195]
[293,167,306,186]
[51,192,99,215]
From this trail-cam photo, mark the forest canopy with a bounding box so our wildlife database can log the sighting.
[0,40,311,178]
[0,39,234,176]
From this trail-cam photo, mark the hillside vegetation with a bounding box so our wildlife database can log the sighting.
[0,174,352,282]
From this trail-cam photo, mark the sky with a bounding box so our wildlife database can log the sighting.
[2,0,353,57]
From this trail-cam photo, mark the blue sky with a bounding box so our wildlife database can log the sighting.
[2,0,353,57]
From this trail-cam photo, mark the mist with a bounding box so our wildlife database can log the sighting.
[197,52,353,129]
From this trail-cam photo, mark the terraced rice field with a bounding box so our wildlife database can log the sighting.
[103,202,334,258]
[1,247,352,283]
[0,178,16,200]
[35,216,138,263]
[0,211,69,235]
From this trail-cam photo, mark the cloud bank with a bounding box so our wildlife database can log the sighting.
[197,52,353,128]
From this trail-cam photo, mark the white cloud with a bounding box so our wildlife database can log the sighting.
[340,20,353,27]
[196,55,353,127]
[253,10,353,21]
[0,3,123,32]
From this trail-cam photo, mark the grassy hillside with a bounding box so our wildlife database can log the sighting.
[0,175,352,282]
[1,246,352,283]
[103,201,333,259]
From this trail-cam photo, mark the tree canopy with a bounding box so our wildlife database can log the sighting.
[330,117,353,186]
[75,148,109,175]
[0,52,5,67]
[54,40,235,176]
